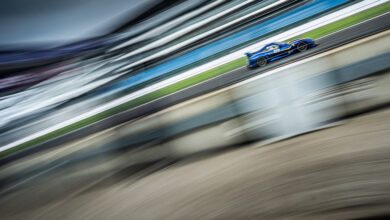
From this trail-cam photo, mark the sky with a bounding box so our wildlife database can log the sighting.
[0,0,162,48]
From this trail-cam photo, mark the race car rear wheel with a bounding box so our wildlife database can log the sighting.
[297,42,308,52]
[256,57,267,67]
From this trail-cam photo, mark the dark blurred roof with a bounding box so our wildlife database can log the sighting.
[0,0,168,48]
[112,0,211,33]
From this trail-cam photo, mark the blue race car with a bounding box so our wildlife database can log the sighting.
[246,38,317,68]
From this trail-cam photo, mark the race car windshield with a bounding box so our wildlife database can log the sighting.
[261,44,279,52]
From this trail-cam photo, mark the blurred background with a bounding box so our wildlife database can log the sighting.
[1,0,390,219]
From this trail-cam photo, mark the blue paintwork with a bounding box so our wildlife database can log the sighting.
[246,38,318,68]
[245,39,318,68]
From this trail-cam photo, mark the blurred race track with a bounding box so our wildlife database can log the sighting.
[2,12,389,165]
[2,2,390,219]
[1,108,390,219]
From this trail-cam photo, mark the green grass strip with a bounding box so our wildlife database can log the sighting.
[288,1,390,40]
[2,2,390,158]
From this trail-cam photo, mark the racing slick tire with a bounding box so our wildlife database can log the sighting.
[256,57,267,67]
[297,42,308,52]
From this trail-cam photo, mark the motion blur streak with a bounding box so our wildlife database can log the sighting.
[1,0,390,219]
[113,0,284,61]
[1,0,380,152]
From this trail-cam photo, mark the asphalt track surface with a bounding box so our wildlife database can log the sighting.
[1,12,390,166]
[2,102,390,219]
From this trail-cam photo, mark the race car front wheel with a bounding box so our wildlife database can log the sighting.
[256,57,267,67]
[297,42,308,52]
